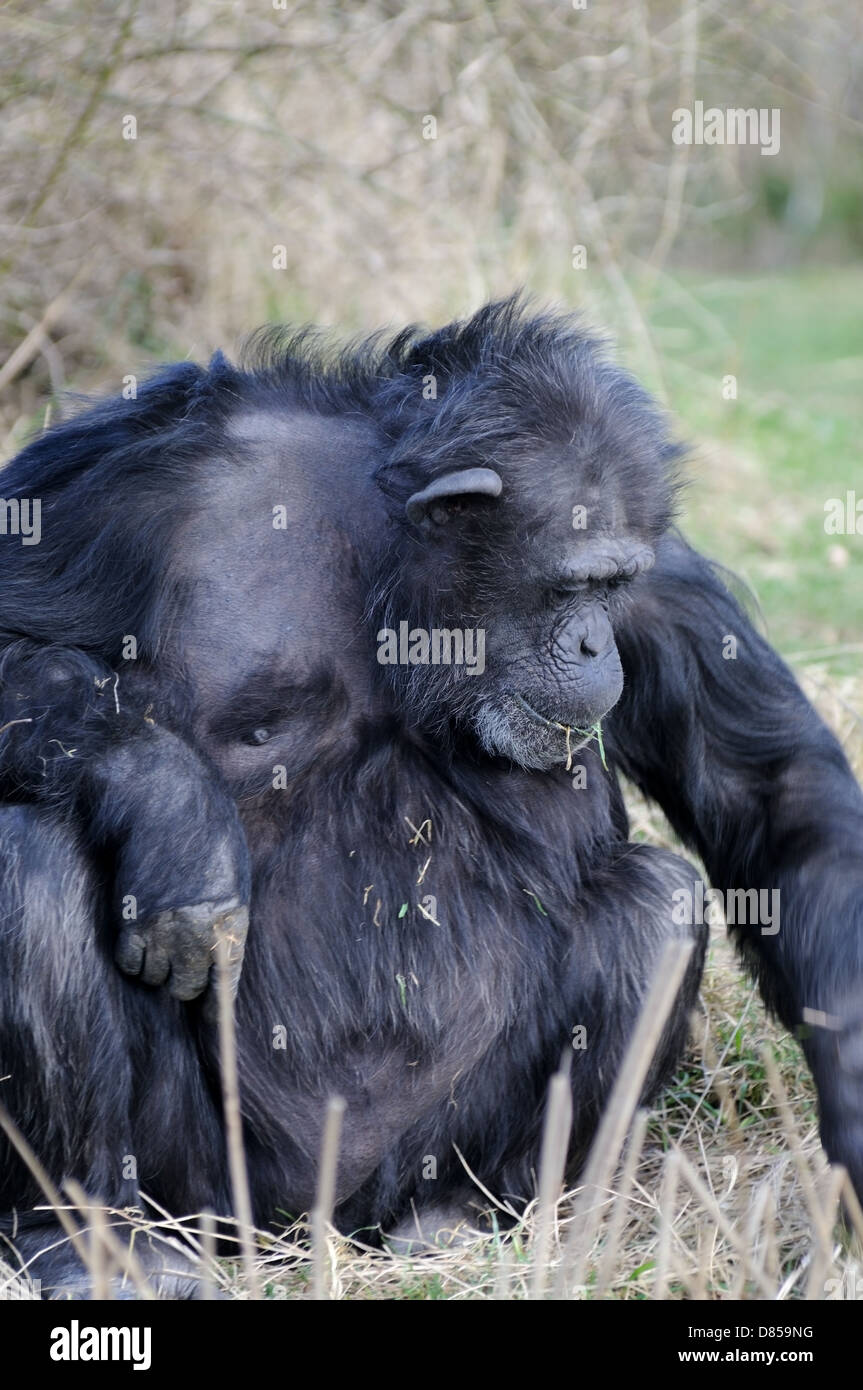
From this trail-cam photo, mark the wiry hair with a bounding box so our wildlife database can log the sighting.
[0,294,679,662]
[240,293,681,518]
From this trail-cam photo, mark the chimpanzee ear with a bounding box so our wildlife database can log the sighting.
[405,467,503,527]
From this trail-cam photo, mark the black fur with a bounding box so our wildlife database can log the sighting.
[0,297,861,1293]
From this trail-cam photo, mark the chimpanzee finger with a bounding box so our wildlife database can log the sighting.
[169,958,212,1001]
[162,906,217,1000]
[139,941,172,988]
[201,905,249,1023]
[115,928,146,978]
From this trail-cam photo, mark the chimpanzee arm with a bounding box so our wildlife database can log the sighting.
[606,532,863,1194]
[0,640,249,1002]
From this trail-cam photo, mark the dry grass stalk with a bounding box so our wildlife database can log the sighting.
[198,1209,218,1301]
[529,1067,573,1300]
[556,937,694,1297]
[312,1095,347,1301]
[215,931,261,1300]
[595,1108,649,1296]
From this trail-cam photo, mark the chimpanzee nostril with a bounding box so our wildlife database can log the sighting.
[578,608,611,660]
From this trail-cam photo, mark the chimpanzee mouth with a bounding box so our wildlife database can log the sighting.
[513,693,609,771]
[514,693,593,746]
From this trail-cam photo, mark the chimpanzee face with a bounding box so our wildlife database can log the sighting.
[395,448,664,771]
[471,530,654,770]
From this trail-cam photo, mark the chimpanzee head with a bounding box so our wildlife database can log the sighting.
[191,298,680,777]
[373,299,680,770]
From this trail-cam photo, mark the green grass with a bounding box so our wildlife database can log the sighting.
[643,269,863,668]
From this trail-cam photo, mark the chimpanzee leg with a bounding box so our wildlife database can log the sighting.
[560,842,708,1176]
[0,805,225,1297]
[376,843,707,1247]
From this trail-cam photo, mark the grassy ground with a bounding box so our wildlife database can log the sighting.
[648,268,863,665]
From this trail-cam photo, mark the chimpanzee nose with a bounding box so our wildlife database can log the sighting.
[579,609,612,660]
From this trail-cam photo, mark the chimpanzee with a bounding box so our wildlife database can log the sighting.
[1,299,861,1294]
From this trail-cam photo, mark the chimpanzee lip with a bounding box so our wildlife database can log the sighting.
[514,693,558,727]
[515,692,589,736]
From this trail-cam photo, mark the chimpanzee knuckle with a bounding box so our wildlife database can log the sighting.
[168,961,212,1002]
[140,897,243,938]
[139,942,171,988]
[115,899,248,1000]
[114,928,146,976]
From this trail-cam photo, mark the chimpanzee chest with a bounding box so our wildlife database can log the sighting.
[233,845,576,1204]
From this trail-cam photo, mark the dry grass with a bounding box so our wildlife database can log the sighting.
[3,0,861,445]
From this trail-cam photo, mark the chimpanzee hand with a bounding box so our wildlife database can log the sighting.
[114,899,249,1004]
[804,972,863,1208]
[89,726,251,1007]
[0,643,251,1007]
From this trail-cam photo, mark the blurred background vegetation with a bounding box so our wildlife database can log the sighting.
[1,0,861,665]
